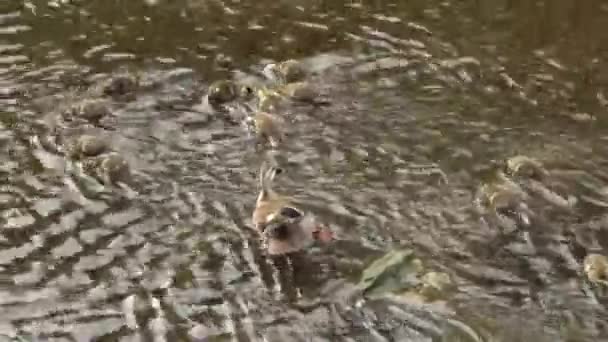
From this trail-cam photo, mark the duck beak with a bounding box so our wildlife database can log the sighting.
[311,224,334,242]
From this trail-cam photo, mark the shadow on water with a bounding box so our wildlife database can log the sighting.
[1,0,608,340]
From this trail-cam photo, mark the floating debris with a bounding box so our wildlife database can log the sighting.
[358,249,424,298]
[357,249,456,303]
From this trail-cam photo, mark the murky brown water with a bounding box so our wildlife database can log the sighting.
[2,0,608,341]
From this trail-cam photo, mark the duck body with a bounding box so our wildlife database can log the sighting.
[584,253,608,285]
[66,134,108,160]
[251,162,330,255]
[252,111,284,148]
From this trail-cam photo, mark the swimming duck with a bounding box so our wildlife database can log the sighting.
[82,152,131,185]
[256,87,287,112]
[584,253,608,285]
[276,81,321,103]
[66,134,108,160]
[505,155,549,180]
[258,81,327,108]
[251,162,332,255]
[207,80,239,105]
[263,59,308,84]
[252,111,284,148]
[103,74,140,97]
[63,98,112,124]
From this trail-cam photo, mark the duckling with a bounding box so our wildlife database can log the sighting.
[66,134,108,160]
[207,80,240,105]
[82,152,130,185]
[476,171,532,227]
[64,99,112,124]
[259,81,327,106]
[252,111,284,148]
[478,176,527,212]
[103,74,139,97]
[505,155,548,180]
[257,87,287,112]
[417,271,454,300]
[239,84,256,101]
[99,153,131,185]
[263,59,308,84]
[583,253,608,285]
[277,81,320,103]
[251,162,330,255]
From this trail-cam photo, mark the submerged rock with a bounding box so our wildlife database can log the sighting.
[357,249,424,298]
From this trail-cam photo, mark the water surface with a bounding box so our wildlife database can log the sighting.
[1,0,608,341]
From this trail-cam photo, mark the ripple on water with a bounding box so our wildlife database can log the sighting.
[0,0,608,340]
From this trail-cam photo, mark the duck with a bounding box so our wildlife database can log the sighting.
[256,86,287,112]
[82,152,131,186]
[63,98,112,124]
[505,155,549,180]
[251,162,332,255]
[103,74,139,97]
[207,80,240,106]
[263,59,308,84]
[206,80,255,106]
[66,134,108,160]
[584,253,608,285]
[252,162,291,231]
[276,81,322,104]
[251,111,284,148]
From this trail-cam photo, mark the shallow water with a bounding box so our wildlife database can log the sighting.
[1,0,608,341]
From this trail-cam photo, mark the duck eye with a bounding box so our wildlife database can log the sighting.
[271,223,289,238]
[280,207,302,218]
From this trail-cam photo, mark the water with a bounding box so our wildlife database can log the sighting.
[1,0,608,341]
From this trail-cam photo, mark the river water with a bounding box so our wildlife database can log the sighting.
[1,0,608,341]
